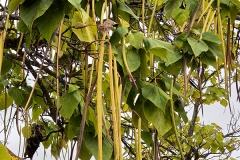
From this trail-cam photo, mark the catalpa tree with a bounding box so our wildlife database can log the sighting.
[1,0,240,159]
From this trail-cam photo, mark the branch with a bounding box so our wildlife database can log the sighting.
[75,74,98,160]
[122,137,136,157]
[41,130,62,142]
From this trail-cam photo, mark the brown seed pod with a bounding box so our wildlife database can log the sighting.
[98,19,118,35]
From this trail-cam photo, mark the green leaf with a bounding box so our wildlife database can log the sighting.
[192,90,200,98]
[59,91,82,119]
[165,51,182,66]
[20,0,54,29]
[229,4,238,23]
[187,37,208,57]
[0,143,11,160]
[215,133,224,144]
[68,84,80,93]
[143,100,172,136]
[8,0,25,14]
[8,87,24,105]
[32,106,43,121]
[126,49,141,72]
[144,38,174,59]
[141,131,153,146]
[66,124,77,140]
[230,0,240,7]
[79,142,92,160]
[115,47,128,76]
[22,125,31,138]
[68,0,82,11]
[185,0,199,17]
[33,89,46,107]
[164,0,182,18]
[207,42,223,59]
[159,60,182,77]
[202,31,222,44]
[220,99,228,107]
[140,81,170,112]
[200,52,217,68]
[71,11,97,42]
[51,140,59,159]
[86,107,98,136]
[211,141,218,153]
[174,98,188,123]
[110,27,128,46]
[131,97,149,131]
[1,57,12,76]
[0,93,13,110]
[139,48,150,79]
[116,0,139,20]
[84,133,113,160]
[172,8,189,26]
[35,1,65,42]
[17,20,30,33]
[126,31,144,49]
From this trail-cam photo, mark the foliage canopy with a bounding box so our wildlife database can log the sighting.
[1,0,240,159]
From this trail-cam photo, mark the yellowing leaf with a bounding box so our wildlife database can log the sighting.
[71,11,97,42]
[220,99,228,107]
[0,143,11,160]
[0,93,13,110]
[22,125,31,138]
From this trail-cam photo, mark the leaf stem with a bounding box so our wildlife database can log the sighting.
[122,37,138,90]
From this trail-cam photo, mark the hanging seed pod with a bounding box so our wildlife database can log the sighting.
[98,19,118,35]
